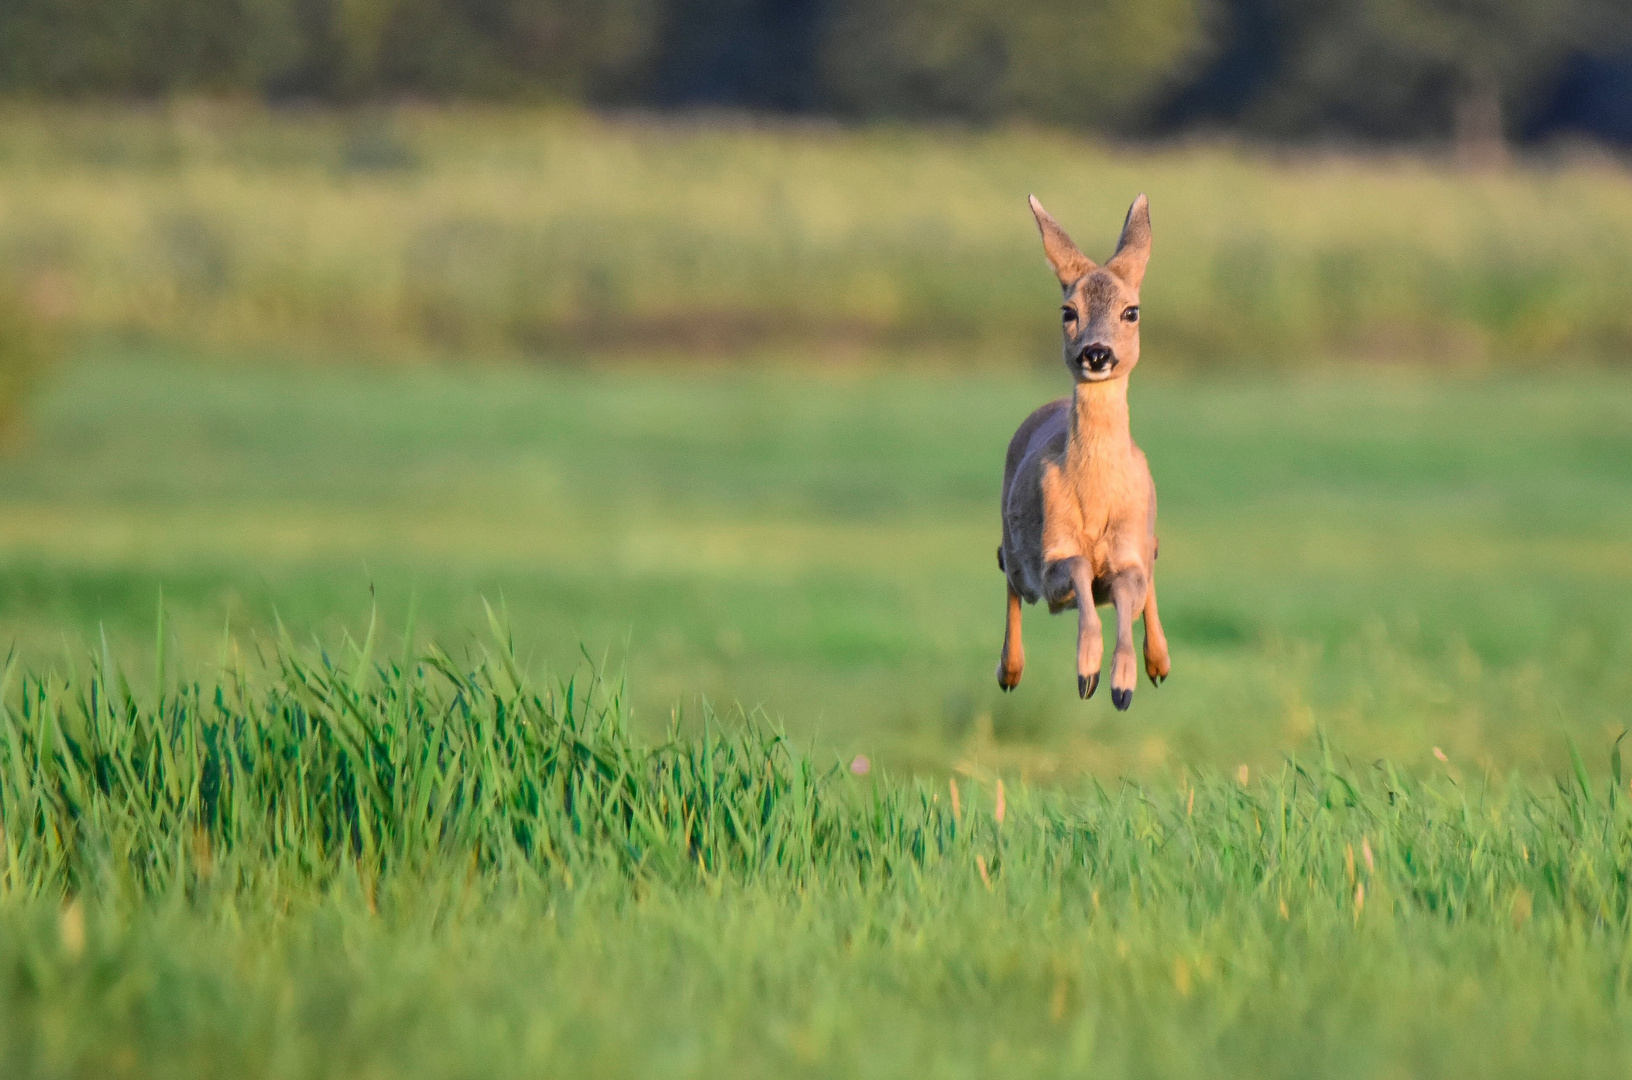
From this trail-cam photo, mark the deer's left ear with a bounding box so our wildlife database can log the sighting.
[1106,194,1151,292]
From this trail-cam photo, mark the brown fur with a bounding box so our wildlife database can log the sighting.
[996,195,1171,709]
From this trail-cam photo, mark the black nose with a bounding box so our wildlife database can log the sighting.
[1079,345,1114,372]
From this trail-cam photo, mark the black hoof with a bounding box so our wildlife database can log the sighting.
[1112,687,1132,711]
[1079,673,1098,699]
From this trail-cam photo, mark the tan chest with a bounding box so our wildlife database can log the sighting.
[1039,449,1145,573]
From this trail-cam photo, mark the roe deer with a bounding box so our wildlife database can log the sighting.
[995,194,1170,710]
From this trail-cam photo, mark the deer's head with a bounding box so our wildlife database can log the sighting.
[1028,194,1151,384]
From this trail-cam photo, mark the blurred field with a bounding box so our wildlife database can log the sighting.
[5,105,1632,363]
[4,342,1631,779]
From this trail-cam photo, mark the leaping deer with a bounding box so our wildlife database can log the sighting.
[995,194,1171,710]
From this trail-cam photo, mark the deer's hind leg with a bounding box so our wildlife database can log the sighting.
[1142,575,1171,686]
[996,578,1026,692]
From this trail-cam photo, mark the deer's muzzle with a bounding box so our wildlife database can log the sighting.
[1078,344,1115,374]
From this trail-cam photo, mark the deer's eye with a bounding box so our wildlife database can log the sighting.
[1122,306,1140,323]
[1061,307,1077,324]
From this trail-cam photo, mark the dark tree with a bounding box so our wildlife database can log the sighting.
[1224,0,1629,157]
[817,0,1216,130]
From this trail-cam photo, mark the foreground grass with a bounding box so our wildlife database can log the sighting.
[3,105,1632,362]
[2,632,1632,1078]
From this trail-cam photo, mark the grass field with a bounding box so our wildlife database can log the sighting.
[3,346,1632,1074]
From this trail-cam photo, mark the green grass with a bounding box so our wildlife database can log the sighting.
[4,626,1632,1078]
[5,104,1632,362]
[5,345,1632,778]
[5,347,1632,1074]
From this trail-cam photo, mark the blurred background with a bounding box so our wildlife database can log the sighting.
[2,0,1632,779]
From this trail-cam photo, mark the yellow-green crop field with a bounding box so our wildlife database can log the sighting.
[4,105,1632,362]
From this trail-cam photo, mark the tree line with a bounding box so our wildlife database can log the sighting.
[2,0,1631,149]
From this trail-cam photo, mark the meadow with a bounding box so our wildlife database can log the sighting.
[5,107,1632,1076]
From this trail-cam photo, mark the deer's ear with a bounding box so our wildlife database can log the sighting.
[1106,194,1151,292]
[1029,195,1094,286]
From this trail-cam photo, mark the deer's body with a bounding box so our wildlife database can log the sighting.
[996,195,1171,709]
[1000,384,1155,610]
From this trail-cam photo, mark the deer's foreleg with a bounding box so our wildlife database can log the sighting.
[1107,567,1148,711]
[996,582,1025,691]
[1069,558,1103,699]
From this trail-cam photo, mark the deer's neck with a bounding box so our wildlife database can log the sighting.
[1067,379,1132,471]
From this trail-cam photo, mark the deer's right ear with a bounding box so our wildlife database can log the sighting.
[1029,195,1094,286]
